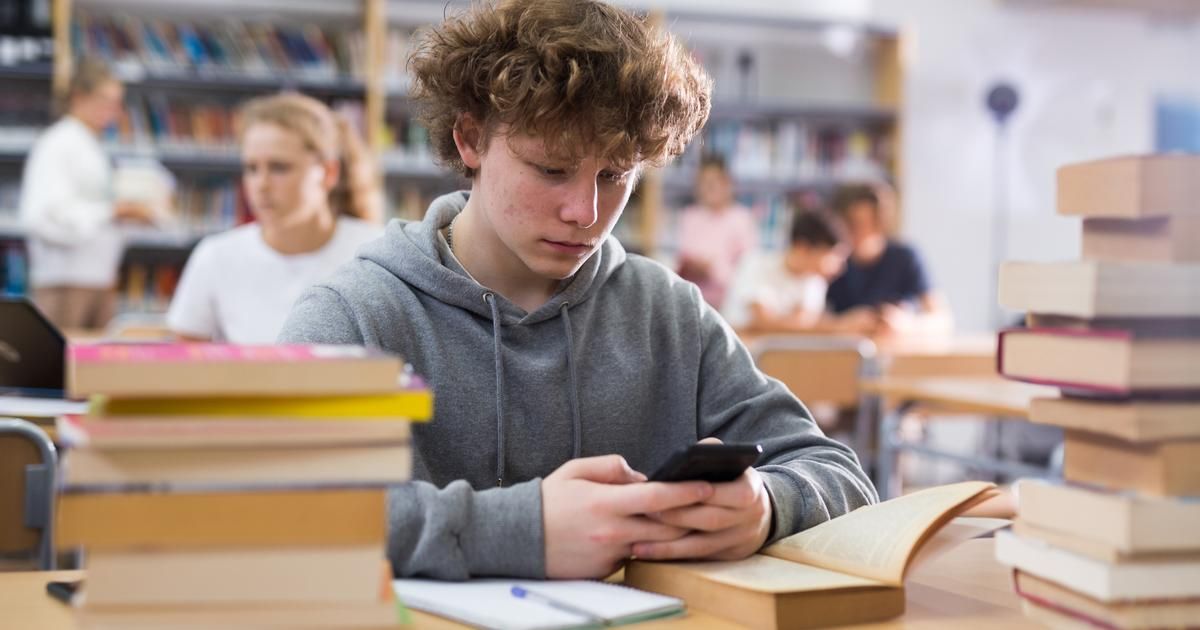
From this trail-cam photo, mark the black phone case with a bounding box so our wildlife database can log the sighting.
[649,443,763,483]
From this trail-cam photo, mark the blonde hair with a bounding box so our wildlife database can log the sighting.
[238,93,382,223]
[56,58,119,115]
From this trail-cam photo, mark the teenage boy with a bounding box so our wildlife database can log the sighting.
[280,0,876,580]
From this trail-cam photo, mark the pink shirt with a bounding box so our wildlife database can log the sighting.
[677,204,758,308]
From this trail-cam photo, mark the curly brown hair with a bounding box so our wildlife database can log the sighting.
[408,0,712,177]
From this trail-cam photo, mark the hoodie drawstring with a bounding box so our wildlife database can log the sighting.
[484,295,584,488]
[560,303,583,460]
[484,293,507,487]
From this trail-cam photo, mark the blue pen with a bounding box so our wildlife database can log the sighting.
[511,585,606,626]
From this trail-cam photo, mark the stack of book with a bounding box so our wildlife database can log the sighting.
[996,154,1200,629]
[57,343,433,628]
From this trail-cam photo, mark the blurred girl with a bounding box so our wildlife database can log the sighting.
[676,155,758,308]
[167,93,383,343]
[20,59,155,330]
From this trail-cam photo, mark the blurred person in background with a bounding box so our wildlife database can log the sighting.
[676,154,757,308]
[166,92,383,343]
[824,183,952,339]
[19,59,156,331]
[723,209,849,332]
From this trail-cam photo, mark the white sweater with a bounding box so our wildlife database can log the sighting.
[19,116,124,288]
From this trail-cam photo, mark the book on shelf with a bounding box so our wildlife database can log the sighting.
[1057,153,1200,219]
[1014,571,1200,630]
[67,343,407,398]
[0,88,50,132]
[1083,215,1200,263]
[994,529,1200,602]
[998,260,1200,319]
[1063,429,1200,497]
[1029,396,1200,442]
[997,326,1200,395]
[625,481,996,630]
[381,109,435,168]
[1015,480,1200,557]
[175,180,249,234]
[671,118,889,184]
[117,262,181,315]
[114,93,239,151]
[76,12,415,87]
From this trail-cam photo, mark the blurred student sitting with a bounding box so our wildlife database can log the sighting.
[676,154,758,309]
[166,93,383,343]
[824,184,952,339]
[724,209,848,332]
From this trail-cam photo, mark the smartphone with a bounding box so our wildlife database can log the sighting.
[649,443,763,483]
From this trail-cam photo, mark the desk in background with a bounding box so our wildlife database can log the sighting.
[863,376,1060,499]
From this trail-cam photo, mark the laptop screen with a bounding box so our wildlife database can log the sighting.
[0,297,66,397]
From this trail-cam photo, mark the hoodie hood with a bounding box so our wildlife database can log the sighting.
[358,191,627,325]
[355,191,626,486]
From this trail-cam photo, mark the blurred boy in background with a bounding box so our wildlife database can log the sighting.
[723,209,848,332]
[824,184,952,338]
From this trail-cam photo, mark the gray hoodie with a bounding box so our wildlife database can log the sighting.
[279,192,877,579]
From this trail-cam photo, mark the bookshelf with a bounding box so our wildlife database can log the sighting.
[0,0,906,307]
[623,13,905,258]
[0,0,460,312]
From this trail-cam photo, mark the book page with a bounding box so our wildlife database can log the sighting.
[677,555,885,593]
[761,481,993,586]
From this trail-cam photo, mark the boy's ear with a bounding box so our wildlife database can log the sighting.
[453,113,483,170]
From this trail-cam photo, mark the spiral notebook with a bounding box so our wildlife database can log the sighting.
[392,578,685,629]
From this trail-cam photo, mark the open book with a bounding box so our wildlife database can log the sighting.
[625,481,998,630]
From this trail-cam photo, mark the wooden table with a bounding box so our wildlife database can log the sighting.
[738,331,999,379]
[0,539,1041,629]
[862,376,1060,499]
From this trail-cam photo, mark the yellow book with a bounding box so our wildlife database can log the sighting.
[93,389,433,422]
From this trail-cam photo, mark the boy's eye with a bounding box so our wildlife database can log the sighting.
[536,164,568,177]
[600,170,628,184]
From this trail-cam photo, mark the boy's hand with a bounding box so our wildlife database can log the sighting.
[542,455,713,579]
[636,439,773,561]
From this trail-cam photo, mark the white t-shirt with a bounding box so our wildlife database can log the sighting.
[722,252,827,329]
[167,217,382,343]
[19,116,125,288]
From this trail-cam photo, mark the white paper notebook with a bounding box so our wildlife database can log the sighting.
[392,578,685,629]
